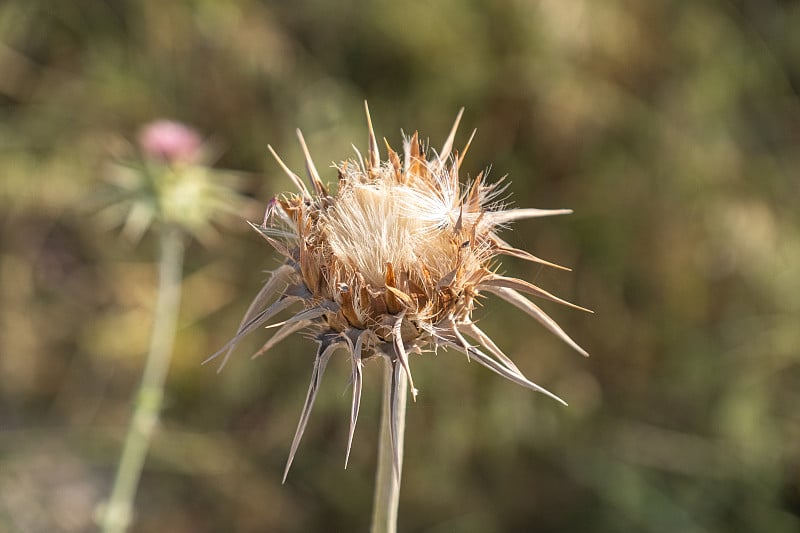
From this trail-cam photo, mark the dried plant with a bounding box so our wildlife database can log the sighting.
[209,103,590,491]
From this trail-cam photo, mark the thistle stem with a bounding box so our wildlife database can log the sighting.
[370,358,408,533]
[101,225,185,533]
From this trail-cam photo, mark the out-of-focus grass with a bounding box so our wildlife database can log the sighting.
[1,1,799,531]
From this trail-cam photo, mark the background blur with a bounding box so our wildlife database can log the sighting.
[2,1,799,532]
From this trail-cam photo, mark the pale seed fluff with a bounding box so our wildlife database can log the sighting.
[208,103,591,481]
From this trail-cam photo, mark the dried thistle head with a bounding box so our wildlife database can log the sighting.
[210,103,590,481]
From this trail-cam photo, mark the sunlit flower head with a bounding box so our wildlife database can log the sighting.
[209,103,590,481]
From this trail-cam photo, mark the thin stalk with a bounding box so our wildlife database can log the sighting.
[370,358,408,533]
[101,225,185,533]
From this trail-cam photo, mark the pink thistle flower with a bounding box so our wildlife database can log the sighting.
[139,120,203,164]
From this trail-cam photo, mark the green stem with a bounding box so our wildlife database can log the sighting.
[370,358,408,533]
[101,225,185,533]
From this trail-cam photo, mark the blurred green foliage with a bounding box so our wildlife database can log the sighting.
[1,0,799,531]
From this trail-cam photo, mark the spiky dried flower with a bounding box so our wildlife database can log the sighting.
[209,103,590,481]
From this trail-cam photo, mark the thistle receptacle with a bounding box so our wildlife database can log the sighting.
[209,103,590,481]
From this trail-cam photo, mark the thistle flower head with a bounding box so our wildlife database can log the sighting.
[99,119,247,243]
[210,103,590,481]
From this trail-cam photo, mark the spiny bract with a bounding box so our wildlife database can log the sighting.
[208,103,590,481]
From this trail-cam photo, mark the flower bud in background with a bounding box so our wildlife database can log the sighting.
[138,120,203,165]
[98,119,250,244]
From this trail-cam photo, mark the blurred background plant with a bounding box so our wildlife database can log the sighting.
[97,118,252,533]
[0,1,798,532]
